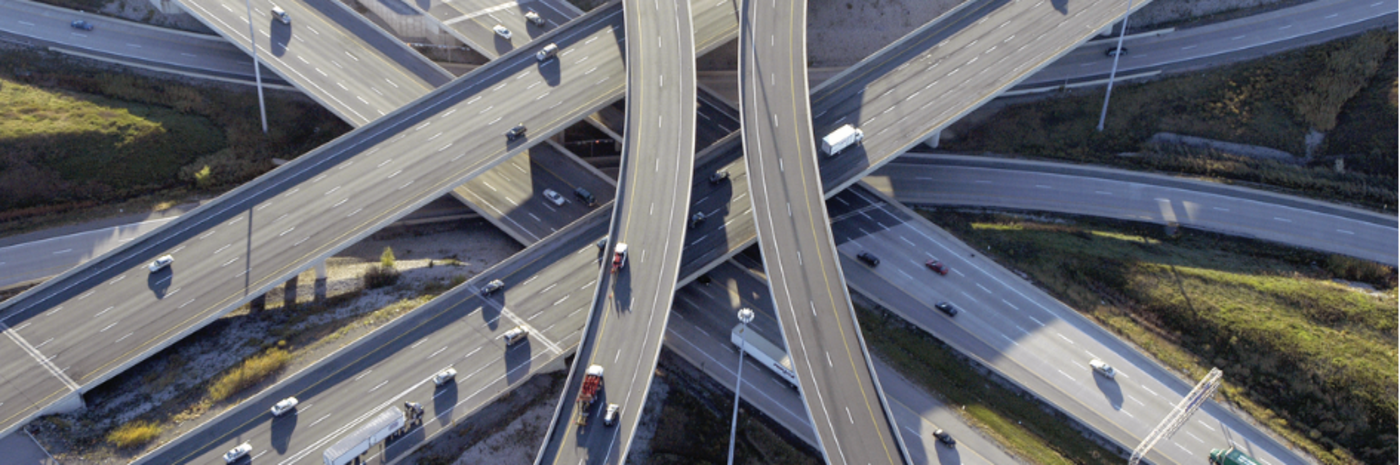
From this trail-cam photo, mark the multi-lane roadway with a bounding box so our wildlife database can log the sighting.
[534,0,699,462]
[739,0,907,462]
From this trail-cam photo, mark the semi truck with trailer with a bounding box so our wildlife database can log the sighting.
[1208,447,1262,465]
[821,124,864,155]
[731,324,799,388]
[322,403,424,465]
[575,364,605,426]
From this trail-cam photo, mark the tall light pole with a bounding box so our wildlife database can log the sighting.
[1096,0,1135,132]
[727,307,755,465]
[244,0,269,133]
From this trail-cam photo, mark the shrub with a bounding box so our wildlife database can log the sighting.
[207,348,291,403]
[106,420,161,448]
[380,246,396,269]
[363,265,400,289]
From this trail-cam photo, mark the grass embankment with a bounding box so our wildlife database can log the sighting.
[105,421,161,449]
[921,209,1397,465]
[853,302,1122,465]
[945,30,1397,211]
[206,347,292,403]
[0,47,348,237]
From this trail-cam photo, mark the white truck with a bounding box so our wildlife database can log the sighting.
[731,324,799,388]
[821,124,863,155]
[322,404,421,465]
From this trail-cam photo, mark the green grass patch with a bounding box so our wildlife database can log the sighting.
[920,208,1397,465]
[0,47,348,236]
[105,420,161,449]
[853,302,1122,465]
[206,347,292,403]
[945,31,1397,211]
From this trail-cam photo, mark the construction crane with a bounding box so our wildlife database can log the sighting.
[1129,368,1223,465]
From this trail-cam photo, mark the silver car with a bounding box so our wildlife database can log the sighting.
[148,255,174,272]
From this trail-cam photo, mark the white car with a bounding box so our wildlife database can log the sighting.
[502,326,529,345]
[148,255,174,272]
[536,43,559,62]
[432,367,457,386]
[524,10,544,26]
[1090,359,1116,379]
[493,24,511,40]
[270,6,290,24]
[603,403,620,426]
[270,396,298,416]
[543,189,566,206]
[223,442,252,463]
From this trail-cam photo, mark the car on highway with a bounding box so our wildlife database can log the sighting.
[432,367,457,386]
[1090,359,1116,379]
[596,236,608,250]
[934,301,958,317]
[603,403,620,426]
[506,123,527,141]
[493,24,512,40]
[690,212,706,228]
[1104,46,1127,57]
[70,20,93,31]
[925,260,949,275]
[857,251,880,266]
[270,6,290,24]
[270,396,299,416]
[148,255,174,272]
[574,187,596,206]
[536,43,558,62]
[933,429,956,447]
[611,243,628,272]
[222,442,252,463]
[502,326,529,345]
[708,170,729,184]
[543,188,566,206]
[524,9,544,26]
[481,279,505,295]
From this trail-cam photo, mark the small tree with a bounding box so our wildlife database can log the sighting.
[381,246,396,269]
[193,165,212,189]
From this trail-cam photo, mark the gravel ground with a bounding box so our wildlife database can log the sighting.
[807,0,965,67]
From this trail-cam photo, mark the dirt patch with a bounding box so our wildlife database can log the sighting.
[806,0,964,68]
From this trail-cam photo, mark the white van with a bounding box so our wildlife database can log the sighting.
[536,43,559,62]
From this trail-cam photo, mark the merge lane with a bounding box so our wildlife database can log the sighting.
[534,0,699,463]
[739,0,906,462]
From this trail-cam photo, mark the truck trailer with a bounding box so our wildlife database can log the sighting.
[821,124,864,155]
[576,364,605,426]
[731,324,799,388]
[322,404,422,465]
[1208,447,1262,465]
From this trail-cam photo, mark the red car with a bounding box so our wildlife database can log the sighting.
[925,260,949,275]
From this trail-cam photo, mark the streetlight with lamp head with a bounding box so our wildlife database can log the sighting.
[727,307,755,465]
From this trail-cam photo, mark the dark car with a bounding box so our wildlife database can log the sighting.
[690,212,706,228]
[935,301,958,317]
[708,170,729,184]
[933,429,956,447]
[506,123,527,141]
[70,20,94,31]
[1104,46,1127,57]
[925,260,949,275]
[857,251,880,266]
[574,187,596,206]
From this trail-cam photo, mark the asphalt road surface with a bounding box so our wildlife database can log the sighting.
[870,154,1399,265]
[533,0,698,462]
[176,0,451,126]
[451,141,617,245]
[412,0,581,59]
[739,0,906,462]
[0,6,629,436]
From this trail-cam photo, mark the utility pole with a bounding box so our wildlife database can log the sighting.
[245,0,269,133]
[727,308,755,465]
[1096,0,1135,132]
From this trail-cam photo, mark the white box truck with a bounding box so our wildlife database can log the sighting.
[731,324,799,388]
[821,124,863,155]
[323,407,408,465]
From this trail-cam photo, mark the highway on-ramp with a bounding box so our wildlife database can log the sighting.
[739,0,907,462]
[533,0,698,462]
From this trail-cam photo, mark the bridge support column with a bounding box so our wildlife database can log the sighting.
[315,262,328,302]
[250,294,266,313]
[924,130,941,148]
[284,275,298,308]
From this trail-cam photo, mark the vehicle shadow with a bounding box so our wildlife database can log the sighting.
[269,410,297,453]
[1094,372,1124,410]
[147,269,172,299]
[539,54,561,87]
[432,381,458,427]
[504,339,532,384]
[269,22,290,57]
[933,441,962,464]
